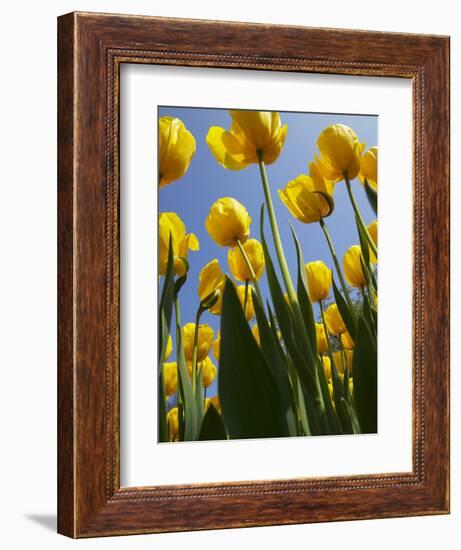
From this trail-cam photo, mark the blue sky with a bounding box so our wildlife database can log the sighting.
[159,107,377,400]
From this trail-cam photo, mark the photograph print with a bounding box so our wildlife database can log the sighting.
[158,107,378,443]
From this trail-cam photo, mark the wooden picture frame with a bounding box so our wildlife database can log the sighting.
[57,12,450,537]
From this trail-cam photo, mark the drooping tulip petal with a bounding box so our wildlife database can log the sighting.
[228,238,265,281]
[359,146,378,191]
[159,212,199,276]
[182,323,214,362]
[198,259,226,315]
[278,174,333,224]
[206,110,287,170]
[205,197,251,247]
[159,117,196,187]
[343,245,367,288]
[316,124,365,182]
[305,261,332,303]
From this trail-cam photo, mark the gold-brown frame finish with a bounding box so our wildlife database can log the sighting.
[58,12,450,537]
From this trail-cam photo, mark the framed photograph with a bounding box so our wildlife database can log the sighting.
[58,12,450,537]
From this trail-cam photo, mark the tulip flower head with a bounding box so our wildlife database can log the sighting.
[201,356,217,388]
[359,146,378,191]
[206,110,288,169]
[332,349,354,375]
[340,331,355,350]
[315,124,365,182]
[162,362,178,397]
[198,259,226,315]
[367,220,378,264]
[236,284,255,321]
[205,197,251,247]
[324,303,347,336]
[159,212,199,277]
[343,245,367,288]
[278,174,333,224]
[315,322,328,354]
[322,356,332,380]
[228,238,265,281]
[159,117,196,188]
[305,261,332,303]
[205,395,221,414]
[182,323,214,362]
[167,407,179,442]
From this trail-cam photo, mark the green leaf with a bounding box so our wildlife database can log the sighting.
[316,358,341,435]
[252,288,298,437]
[219,278,289,439]
[332,278,357,338]
[159,235,175,364]
[175,304,199,441]
[158,362,168,443]
[199,405,228,441]
[340,398,362,434]
[290,225,317,356]
[364,179,377,215]
[352,315,377,433]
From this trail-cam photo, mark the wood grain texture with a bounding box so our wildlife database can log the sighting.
[57,11,450,538]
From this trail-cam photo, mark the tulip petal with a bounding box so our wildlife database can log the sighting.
[206,126,250,170]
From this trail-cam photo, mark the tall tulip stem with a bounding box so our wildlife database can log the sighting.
[344,173,378,259]
[257,151,298,306]
[236,239,264,306]
[319,219,354,313]
[319,300,335,368]
[191,307,203,395]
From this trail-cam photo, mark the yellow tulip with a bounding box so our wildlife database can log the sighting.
[212,331,221,362]
[182,323,214,362]
[205,395,221,413]
[324,303,347,336]
[159,117,196,188]
[343,245,367,288]
[305,261,332,303]
[159,212,199,276]
[252,324,260,345]
[278,174,333,224]
[340,331,355,350]
[201,356,217,388]
[316,322,328,354]
[198,260,226,315]
[359,146,378,191]
[228,238,265,281]
[322,356,332,380]
[167,407,179,442]
[349,378,354,396]
[206,110,288,169]
[164,334,173,360]
[236,284,255,321]
[162,362,178,397]
[315,124,365,182]
[189,356,217,388]
[205,197,251,247]
[332,349,354,375]
[367,220,378,264]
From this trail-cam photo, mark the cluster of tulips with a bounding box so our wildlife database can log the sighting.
[158,111,378,442]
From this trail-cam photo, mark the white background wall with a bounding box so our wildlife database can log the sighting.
[0,1,457,548]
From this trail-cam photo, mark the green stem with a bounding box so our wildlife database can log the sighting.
[173,297,184,413]
[236,239,264,307]
[257,151,297,305]
[191,307,203,395]
[204,387,207,410]
[344,173,378,259]
[319,218,354,312]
